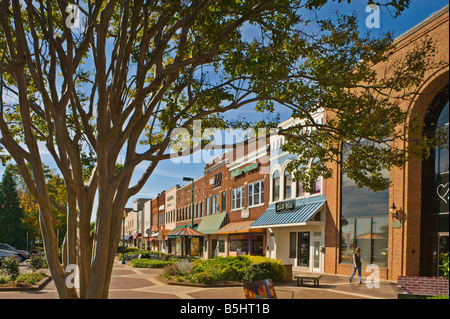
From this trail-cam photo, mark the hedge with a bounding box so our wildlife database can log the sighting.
[162,255,285,284]
[130,259,173,268]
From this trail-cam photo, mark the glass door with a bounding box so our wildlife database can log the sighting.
[297,232,310,267]
[313,241,321,272]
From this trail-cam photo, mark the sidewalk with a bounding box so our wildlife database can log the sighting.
[0,260,398,299]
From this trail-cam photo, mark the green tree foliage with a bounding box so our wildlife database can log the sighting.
[0,168,27,249]
[0,0,442,298]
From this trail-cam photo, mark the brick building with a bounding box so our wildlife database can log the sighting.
[173,175,206,256]
[324,6,449,281]
[196,135,270,258]
[252,112,327,273]
[215,136,270,258]
[149,192,165,251]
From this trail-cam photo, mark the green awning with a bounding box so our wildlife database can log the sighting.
[196,212,228,235]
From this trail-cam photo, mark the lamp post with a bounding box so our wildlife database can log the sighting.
[183,177,194,257]
[122,211,127,264]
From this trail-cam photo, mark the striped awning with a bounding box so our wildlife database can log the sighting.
[251,198,326,228]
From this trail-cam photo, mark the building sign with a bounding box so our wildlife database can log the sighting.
[231,168,242,178]
[275,200,295,213]
[231,162,259,178]
[241,208,250,219]
[244,162,258,173]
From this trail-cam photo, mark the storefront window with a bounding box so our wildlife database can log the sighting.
[339,144,389,267]
[289,232,296,258]
[229,234,264,256]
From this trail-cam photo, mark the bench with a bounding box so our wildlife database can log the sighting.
[294,273,322,287]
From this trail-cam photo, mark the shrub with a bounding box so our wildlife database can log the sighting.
[27,255,47,272]
[124,247,139,253]
[0,257,20,281]
[130,259,172,268]
[159,255,285,285]
[16,272,44,285]
[242,256,285,282]
[439,252,449,280]
[194,272,212,284]
[0,276,9,284]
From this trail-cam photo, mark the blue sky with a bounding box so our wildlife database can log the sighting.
[1,1,448,217]
[137,0,449,203]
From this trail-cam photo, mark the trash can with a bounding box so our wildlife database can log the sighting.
[283,264,293,282]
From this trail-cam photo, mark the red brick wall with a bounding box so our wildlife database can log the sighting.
[398,276,449,297]
[324,8,449,281]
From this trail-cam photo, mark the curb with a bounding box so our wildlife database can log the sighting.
[0,276,52,292]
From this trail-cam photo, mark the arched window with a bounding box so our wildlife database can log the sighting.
[296,179,304,197]
[421,91,449,277]
[284,169,292,199]
[272,170,280,202]
[311,158,322,195]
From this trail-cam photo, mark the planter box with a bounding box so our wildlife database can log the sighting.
[398,276,449,299]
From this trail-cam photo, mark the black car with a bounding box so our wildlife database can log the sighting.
[0,243,31,262]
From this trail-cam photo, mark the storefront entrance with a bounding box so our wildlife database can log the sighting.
[297,232,309,267]
[296,231,323,272]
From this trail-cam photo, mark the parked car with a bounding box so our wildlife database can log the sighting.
[0,249,20,264]
[0,244,31,262]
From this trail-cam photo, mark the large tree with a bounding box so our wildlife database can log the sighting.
[0,0,441,298]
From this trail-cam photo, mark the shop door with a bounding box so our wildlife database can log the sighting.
[297,232,310,267]
[212,239,218,258]
[313,240,321,273]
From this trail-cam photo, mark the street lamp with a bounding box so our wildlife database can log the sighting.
[122,210,127,264]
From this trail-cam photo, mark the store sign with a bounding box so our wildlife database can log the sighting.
[231,168,242,178]
[241,209,250,219]
[275,200,295,213]
[230,162,258,178]
[244,162,258,173]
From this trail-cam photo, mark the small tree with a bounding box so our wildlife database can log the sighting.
[0,257,20,281]
[0,168,27,249]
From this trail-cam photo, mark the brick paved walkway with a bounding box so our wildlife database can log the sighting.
[0,260,398,299]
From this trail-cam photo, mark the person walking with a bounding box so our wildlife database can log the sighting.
[349,247,362,284]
